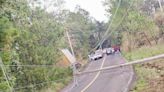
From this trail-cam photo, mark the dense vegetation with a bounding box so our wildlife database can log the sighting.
[103,0,164,92]
[103,0,164,50]
[0,0,104,91]
[0,0,164,92]
[0,0,70,91]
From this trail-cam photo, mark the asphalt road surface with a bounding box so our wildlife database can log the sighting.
[61,52,134,92]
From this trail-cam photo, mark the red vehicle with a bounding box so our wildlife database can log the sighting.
[112,45,121,52]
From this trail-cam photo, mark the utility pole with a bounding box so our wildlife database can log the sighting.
[65,28,78,88]
[66,29,75,57]
[158,0,163,12]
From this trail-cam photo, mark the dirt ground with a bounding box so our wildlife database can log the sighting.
[140,59,164,92]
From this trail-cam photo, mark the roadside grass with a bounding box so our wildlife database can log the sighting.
[40,76,72,92]
[35,66,73,92]
[122,44,164,92]
[123,44,164,61]
[131,65,160,92]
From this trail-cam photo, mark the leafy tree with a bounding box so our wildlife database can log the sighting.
[103,0,159,51]
[64,7,97,59]
[0,0,71,91]
[0,17,19,92]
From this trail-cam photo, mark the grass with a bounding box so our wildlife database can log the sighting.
[123,44,164,61]
[40,76,72,92]
[131,65,160,92]
[122,44,164,92]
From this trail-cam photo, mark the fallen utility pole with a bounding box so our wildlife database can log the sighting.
[76,54,164,75]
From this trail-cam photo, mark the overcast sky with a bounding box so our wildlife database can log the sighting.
[65,0,108,22]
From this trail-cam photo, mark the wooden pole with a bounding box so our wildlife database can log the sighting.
[77,54,164,75]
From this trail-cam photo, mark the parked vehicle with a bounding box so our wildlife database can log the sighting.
[106,48,114,55]
[88,50,103,61]
[112,45,121,53]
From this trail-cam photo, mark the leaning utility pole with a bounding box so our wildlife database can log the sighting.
[158,0,163,12]
[66,29,75,57]
[65,28,78,88]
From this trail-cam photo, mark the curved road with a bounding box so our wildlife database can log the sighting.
[61,52,134,92]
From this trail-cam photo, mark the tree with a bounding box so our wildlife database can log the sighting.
[0,0,71,91]
[0,16,19,92]
[103,0,159,51]
[64,6,97,59]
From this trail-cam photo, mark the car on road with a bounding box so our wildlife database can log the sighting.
[106,48,114,55]
[88,50,103,61]
[112,45,121,52]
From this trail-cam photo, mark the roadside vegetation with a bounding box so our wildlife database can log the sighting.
[132,59,164,92]
[123,44,164,61]
[103,0,164,92]
[0,0,164,92]
[0,0,105,91]
[123,44,164,92]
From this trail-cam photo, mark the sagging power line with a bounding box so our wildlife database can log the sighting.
[90,0,134,52]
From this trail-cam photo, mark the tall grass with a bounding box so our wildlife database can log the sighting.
[123,44,164,92]
[123,44,164,61]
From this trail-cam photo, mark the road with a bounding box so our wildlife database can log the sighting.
[61,52,135,92]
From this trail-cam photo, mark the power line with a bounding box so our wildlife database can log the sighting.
[98,0,134,47]
[101,0,122,40]
[91,0,134,52]
[90,0,122,52]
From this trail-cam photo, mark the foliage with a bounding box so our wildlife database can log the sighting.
[105,0,164,91]
[64,6,100,58]
[1,0,163,91]
[0,0,71,91]
[122,44,164,92]
[103,0,163,50]
[0,16,20,91]
[0,0,100,91]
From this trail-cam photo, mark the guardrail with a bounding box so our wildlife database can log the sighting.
[76,54,164,75]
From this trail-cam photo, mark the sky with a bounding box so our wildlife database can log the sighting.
[35,0,108,22]
[65,0,108,22]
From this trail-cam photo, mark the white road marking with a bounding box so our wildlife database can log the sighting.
[81,56,106,92]
[122,71,134,92]
[120,53,135,92]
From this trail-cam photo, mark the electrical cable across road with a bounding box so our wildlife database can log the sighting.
[90,0,134,53]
